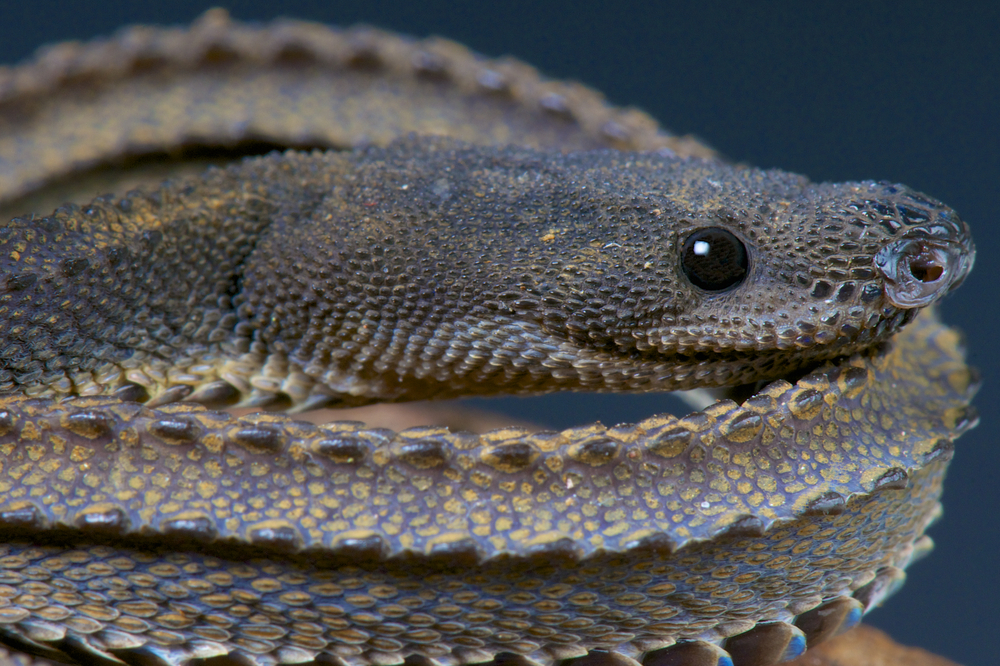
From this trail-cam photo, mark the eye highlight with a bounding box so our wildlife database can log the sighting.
[681,228,749,292]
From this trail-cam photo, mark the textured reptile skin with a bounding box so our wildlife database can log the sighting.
[0,11,979,666]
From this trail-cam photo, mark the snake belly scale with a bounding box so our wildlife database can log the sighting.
[0,10,979,666]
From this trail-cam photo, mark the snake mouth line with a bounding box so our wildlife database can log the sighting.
[645,306,916,370]
[85,307,921,413]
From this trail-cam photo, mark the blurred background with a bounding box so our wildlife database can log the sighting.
[1,2,996,664]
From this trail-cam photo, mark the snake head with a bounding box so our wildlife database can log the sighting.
[604,171,978,388]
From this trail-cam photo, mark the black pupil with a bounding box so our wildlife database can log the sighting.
[681,228,749,291]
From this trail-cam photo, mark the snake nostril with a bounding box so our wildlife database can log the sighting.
[909,255,944,283]
[875,236,970,309]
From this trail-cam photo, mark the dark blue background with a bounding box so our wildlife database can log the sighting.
[2,2,996,664]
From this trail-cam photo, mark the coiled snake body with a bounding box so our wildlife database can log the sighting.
[0,11,979,666]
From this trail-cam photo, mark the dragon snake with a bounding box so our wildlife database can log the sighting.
[0,11,979,666]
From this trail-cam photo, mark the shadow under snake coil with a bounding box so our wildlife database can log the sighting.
[0,11,980,666]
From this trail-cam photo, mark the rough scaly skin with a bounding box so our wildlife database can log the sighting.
[0,11,979,666]
[0,9,710,219]
[0,141,972,408]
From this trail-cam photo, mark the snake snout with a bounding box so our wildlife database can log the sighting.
[874,220,975,308]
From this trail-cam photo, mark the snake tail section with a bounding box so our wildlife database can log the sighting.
[0,8,713,217]
[0,310,978,666]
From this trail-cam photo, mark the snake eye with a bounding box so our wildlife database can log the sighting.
[681,228,749,291]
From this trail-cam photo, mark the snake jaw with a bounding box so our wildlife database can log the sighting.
[875,232,975,309]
